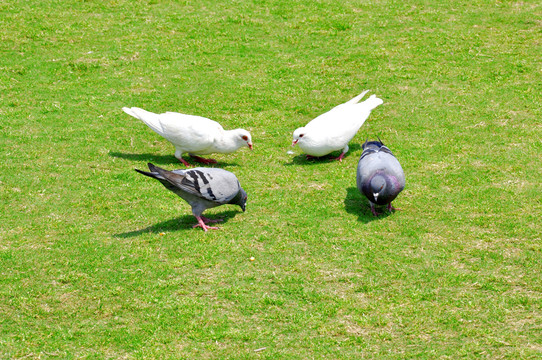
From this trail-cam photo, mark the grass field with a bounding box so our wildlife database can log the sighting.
[1,0,541,358]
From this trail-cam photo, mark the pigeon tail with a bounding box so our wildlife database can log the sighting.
[359,94,384,112]
[146,163,186,186]
[122,107,165,136]
[134,168,159,179]
[346,90,370,104]
[134,163,181,183]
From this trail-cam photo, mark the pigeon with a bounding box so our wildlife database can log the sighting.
[356,139,405,216]
[135,163,247,231]
[123,107,253,166]
[292,90,383,162]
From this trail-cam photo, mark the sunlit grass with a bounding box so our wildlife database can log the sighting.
[1,0,540,358]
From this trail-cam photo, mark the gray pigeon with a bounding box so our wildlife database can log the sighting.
[356,139,405,216]
[135,163,247,231]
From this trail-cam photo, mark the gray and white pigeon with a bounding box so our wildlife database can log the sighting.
[292,90,383,162]
[123,107,253,166]
[356,139,405,216]
[135,163,247,231]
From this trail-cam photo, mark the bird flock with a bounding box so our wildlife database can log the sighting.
[125,90,405,231]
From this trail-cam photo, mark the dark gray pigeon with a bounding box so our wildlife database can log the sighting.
[135,163,247,231]
[356,139,405,216]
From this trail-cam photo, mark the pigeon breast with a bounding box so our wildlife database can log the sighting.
[356,141,405,205]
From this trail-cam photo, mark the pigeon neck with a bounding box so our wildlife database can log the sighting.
[214,130,244,153]
[370,175,387,193]
[364,174,390,205]
[228,187,247,211]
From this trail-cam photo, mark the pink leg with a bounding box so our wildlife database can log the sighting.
[189,154,218,164]
[178,157,192,167]
[200,216,223,224]
[387,203,401,212]
[370,204,379,216]
[330,152,346,162]
[192,216,220,231]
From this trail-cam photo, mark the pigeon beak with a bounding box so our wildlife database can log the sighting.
[292,139,298,146]
[373,193,379,202]
[248,142,253,150]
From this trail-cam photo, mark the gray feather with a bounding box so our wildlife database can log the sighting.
[135,163,247,217]
[356,140,405,208]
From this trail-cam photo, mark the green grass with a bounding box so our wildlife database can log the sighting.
[1,0,541,358]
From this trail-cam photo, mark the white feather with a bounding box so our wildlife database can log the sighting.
[292,91,383,158]
[122,107,252,162]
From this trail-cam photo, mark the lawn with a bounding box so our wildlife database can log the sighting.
[1,0,541,358]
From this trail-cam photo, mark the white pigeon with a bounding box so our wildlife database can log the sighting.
[292,90,383,162]
[122,107,253,166]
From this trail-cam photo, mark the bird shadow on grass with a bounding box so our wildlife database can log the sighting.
[344,187,392,223]
[285,143,362,166]
[113,210,240,238]
[108,151,239,167]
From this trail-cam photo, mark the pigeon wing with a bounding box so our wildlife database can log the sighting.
[148,164,237,204]
[154,113,221,153]
[181,168,241,204]
[136,166,190,198]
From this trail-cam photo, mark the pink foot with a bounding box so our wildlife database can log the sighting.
[200,216,223,224]
[193,216,220,231]
[178,157,192,167]
[371,205,379,216]
[387,203,401,212]
[192,223,220,231]
[190,154,218,164]
[330,152,346,162]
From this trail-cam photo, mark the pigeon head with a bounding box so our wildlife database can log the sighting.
[229,186,248,212]
[362,139,384,150]
[292,127,306,146]
[239,188,248,212]
[235,129,253,150]
[369,175,387,204]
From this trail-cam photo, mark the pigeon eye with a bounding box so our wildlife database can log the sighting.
[299,134,304,138]
[242,135,248,141]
